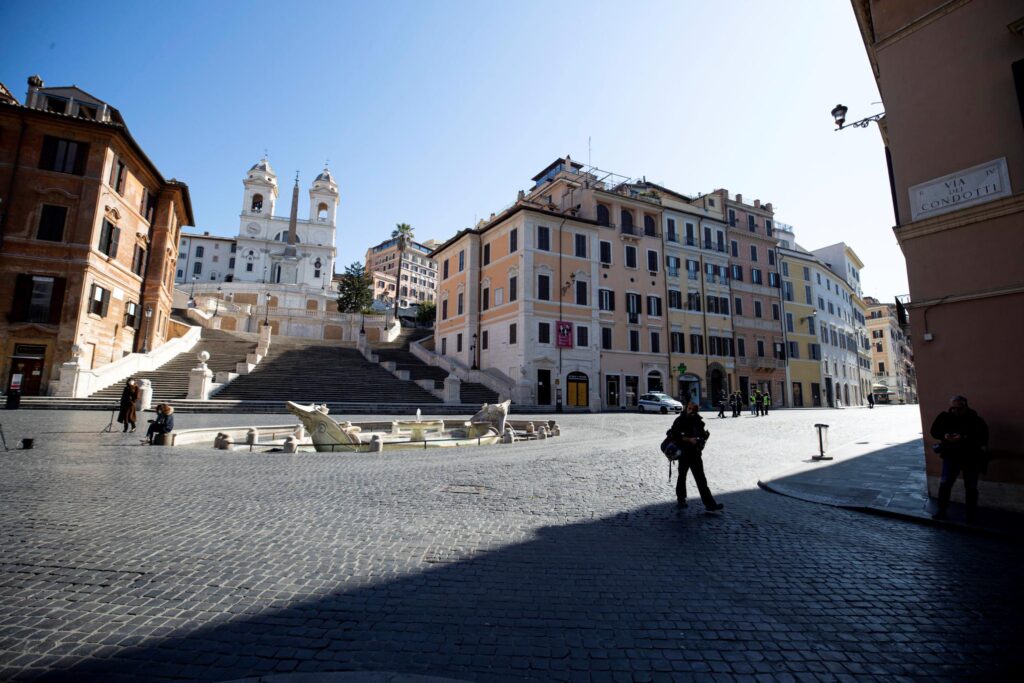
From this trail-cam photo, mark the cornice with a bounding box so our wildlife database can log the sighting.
[894,193,1024,242]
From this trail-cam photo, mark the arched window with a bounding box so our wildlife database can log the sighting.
[644,214,656,236]
[596,204,610,226]
[251,194,263,213]
[273,231,300,243]
[317,202,328,221]
[620,209,634,231]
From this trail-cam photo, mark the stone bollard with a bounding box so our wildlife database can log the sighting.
[293,424,306,440]
[368,435,383,452]
[502,426,516,444]
[282,436,298,453]
[538,426,548,439]
[443,374,462,404]
[136,378,153,412]
[187,351,213,400]
[526,421,535,435]
[245,428,259,452]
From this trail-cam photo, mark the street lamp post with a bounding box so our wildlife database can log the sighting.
[141,305,153,354]
[471,333,478,369]
[190,275,198,303]
[263,292,271,326]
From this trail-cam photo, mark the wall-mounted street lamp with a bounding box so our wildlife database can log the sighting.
[831,104,884,130]
[800,309,819,323]
[141,305,154,353]
[263,292,272,326]
[471,332,478,370]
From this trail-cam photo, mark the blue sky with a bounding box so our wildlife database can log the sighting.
[0,0,904,298]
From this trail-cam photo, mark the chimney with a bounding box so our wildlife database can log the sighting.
[735,193,742,204]
[26,75,43,108]
[754,199,761,209]
[765,202,773,212]
[517,190,525,201]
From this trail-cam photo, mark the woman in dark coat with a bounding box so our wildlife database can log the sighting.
[930,395,989,522]
[668,402,724,512]
[117,379,139,433]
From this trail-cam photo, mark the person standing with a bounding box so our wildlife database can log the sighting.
[717,393,726,419]
[750,391,759,416]
[117,379,139,433]
[667,402,724,512]
[867,393,875,409]
[762,391,770,416]
[930,395,989,522]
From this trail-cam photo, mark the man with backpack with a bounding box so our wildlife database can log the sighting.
[666,401,724,512]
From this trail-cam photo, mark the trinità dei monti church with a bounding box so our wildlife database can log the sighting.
[178,158,390,341]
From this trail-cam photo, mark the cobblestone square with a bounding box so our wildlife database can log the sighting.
[0,405,1021,681]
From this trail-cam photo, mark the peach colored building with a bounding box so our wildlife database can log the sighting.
[694,190,786,406]
[364,237,438,307]
[851,0,1024,511]
[0,76,192,395]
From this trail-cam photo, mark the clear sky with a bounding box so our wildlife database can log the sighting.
[0,0,906,300]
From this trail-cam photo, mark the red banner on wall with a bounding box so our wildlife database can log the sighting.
[556,321,574,348]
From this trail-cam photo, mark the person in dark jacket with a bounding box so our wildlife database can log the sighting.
[117,379,139,433]
[668,402,724,512]
[930,395,989,522]
[146,404,175,445]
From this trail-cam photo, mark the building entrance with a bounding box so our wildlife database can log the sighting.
[537,369,551,405]
[605,375,620,408]
[8,356,44,396]
[566,372,588,408]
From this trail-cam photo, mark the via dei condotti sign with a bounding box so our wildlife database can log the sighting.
[908,157,1011,221]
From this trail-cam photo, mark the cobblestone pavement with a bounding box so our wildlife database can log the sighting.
[0,406,1022,682]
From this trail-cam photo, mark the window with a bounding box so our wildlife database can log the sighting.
[596,204,610,226]
[601,327,613,350]
[482,331,489,350]
[731,264,743,281]
[441,338,447,355]
[599,289,615,311]
[716,231,725,252]
[737,338,745,357]
[37,205,67,241]
[458,250,465,271]
[599,240,612,264]
[781,261,789,277]
[756,340,765,357]
[132,245,146,276]
[668,290,682,310]
[748,214,755,232]
[509,275,518,302]
[788,341,799,359]
[443,259,449,279]
[878,362,885,374]
[246,262,254,272]
[728,209,736,227]
[768,250,776,266]
[751,268,763,285]
[803,266,810,281]
[703,226,712,249]
[626,293,642,319]
[39,136,89,175]
[621,210,634,232]
[110,157,127,195]
[195,245,205,258]
[229,257,235,269]
[574,234,587,258]
[786,312,794,333]
[772,303,780,320]
[720,297,730,315]
[666,219,677,242]
[483,243,491,265]
[685,222,696,245]
[754,301,763,318]
[537,226,550,251]
[646,250,659,273]
[768,272,780,288]
[481,287,489,311]
[10,274,65,324]
[457,333,463,352]
[88,283,110,317]
[539,322,551,344]
[98,220,120,258]
[457,292,464,315]
[538,274,550,301]
[666,255,680,277]
[509,228,518,253]
[124,300,139,328]
[687,291,702,312]
[734,297,743,316]
[690,334,704,355]
[577,325,589,348]
[575,280,588,306]
[765,219,773,236]
[629,330,640,352]
[646,295,662,317]
[749,244,758,262]
[783,281,794,301]
[805,285,813,305]
[730,240,738,257]
[650,332,660,353]
[193,262,202,275]
[670,331,684,353]
[706,295,718,314]
[809,343,821,360]
[625,245,637,269]
[441,300,449,319]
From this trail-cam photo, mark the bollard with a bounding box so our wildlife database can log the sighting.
[246,428,259,452]
[282,436,298,454]
[813,423,832,460]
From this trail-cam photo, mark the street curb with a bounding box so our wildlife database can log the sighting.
[757,479,1021,541]
[226,672,470,683]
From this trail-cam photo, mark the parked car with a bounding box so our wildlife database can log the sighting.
[638,392,683,414]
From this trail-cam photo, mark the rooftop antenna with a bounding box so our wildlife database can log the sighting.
[588,136,592,169]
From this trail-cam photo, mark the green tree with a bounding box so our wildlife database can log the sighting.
[415,300,436,327]
[391,222,414,318]
[335,262,374,313]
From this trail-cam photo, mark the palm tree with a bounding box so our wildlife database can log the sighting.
[391,223,414,319]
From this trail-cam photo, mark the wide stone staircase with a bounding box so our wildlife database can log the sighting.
[212,342,444,406]
[90,328,255,403]
[372,343,500,405]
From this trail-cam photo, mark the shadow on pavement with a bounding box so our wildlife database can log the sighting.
[27,489,1024,682]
